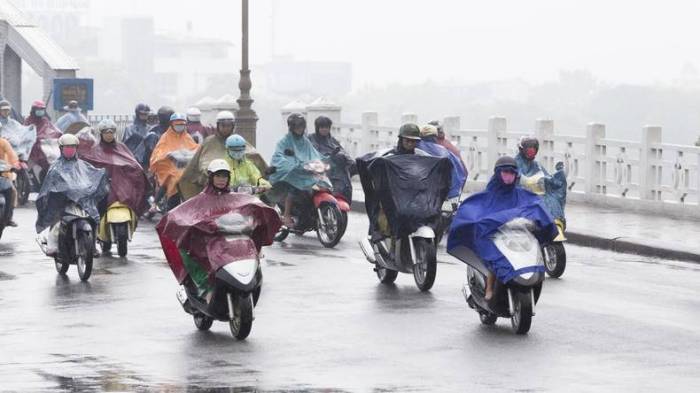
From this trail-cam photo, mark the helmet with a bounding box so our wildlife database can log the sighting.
[135,103,150,115]
[494,156,518,172]
[420,124,438,138]
[428,120,444,134]
[207,159,231,175]
[398,123,421,140]
[32,100,46,109]
[0,100,11,110]
[187,107,202,117]
[58,133,79,147]
[225,134,247,150]
[98,119,118,132]
[169,112,187,122]
[518,136,539,153]
[216,110,235,122]
[287,113,306,132]
[314,116,332,133]
[157,106,175,125]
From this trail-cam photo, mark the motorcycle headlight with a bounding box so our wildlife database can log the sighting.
[223,258,258,285]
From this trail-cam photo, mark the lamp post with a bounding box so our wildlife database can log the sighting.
[236,0,258,146]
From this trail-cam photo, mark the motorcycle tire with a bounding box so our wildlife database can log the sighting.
[193,313,214,331]
[230,294,254,340]
[16,169,30,206]
[511,290,533,335]
[337,211,349,240]
[375,265,398,284]
[544,243,566,278]
[479,312,498,326]
[412,238,437,292]
[274,227,289,242]
[116,223,129,258]
[76,231,94,282]
[316,203,343,248]
[54,256,69,275]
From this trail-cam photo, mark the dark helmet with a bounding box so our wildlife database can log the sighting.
[518,136,539,154]
[287,113,306,132]
[135,103,150,115]
[314,116,332,133]
[399,123,421,140]
[157,106,175,126]
[494,155,518,172]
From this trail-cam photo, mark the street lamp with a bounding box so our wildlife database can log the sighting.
[236,0,258,146]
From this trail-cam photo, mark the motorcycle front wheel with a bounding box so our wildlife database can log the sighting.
[412,238,437,292]
[230,294,254,340]
[543,243,566,278]
[15,169,30,206]
[511,290,533,335]
[76,231,94,281]
[316,203,343,248]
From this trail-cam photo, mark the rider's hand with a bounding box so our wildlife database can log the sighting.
[555,161,564,171]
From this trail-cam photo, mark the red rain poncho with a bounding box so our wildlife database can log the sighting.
[78,133,150,216]
[25,116,62,171]
[156,186,281,284]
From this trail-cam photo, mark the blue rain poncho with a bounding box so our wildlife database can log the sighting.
[35,156,109,233]
[447,170,557,283]
[515,153,567,222]
[269,132,326,191]
[122,117,151,165]
[55,111,89,133]
[0,119,36,161]
[418,137,467,199]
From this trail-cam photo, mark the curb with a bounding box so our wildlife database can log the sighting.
[350,199,700,263]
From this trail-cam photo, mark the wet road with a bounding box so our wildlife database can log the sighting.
[0,206,699,392]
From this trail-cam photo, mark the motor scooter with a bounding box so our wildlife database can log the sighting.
[99,202,137,257]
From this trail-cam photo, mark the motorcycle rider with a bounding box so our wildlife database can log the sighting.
[143,106,175,170]
[0,136,19,227]
[25,100,62,184]
[515,136,567,226]
[149,113,198,211]
[55,100,89,133]
[269,113,326,227]
[0,100,12,127]
[307,116,356,202]
[418,124,467,199]
[122,103,151,165]
[225,134,271,191]
[185,107,212,144]
[429,120,466,170]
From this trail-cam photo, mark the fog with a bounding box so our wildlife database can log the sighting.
[12,0,700,158]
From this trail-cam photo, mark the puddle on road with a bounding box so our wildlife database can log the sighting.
[266,259,295,267]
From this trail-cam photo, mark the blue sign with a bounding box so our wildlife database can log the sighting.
[53,78,93,111]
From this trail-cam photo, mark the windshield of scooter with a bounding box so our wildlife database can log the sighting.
[303,160,329,174]
[491,218,543,272]
[1,121,37,160]
[40,139,61,165]
[215,212,255,235]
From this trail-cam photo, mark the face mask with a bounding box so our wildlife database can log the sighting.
[525,147,537,160]
[228,148,246,161]
[62,146,77,159]
[35,110,46,117]
[173,124,186,133]
[500,170,516,185]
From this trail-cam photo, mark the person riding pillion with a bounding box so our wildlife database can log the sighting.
[225,134,271,191]
[418,124,466,199]
[307,115,356,202]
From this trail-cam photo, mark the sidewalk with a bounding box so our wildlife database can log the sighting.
[350,186,700,262]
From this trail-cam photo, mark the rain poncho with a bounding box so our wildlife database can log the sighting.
[447,171,557,283]
[122,117,151,166]
[418,137,467,199]
[437,135,466,167]
[308,132,357,201]
[269,132,325,191]
[515,153,567,221]
[187,122,214,144]
[178,133,268,200]
[225,156,271,188]
[25,115,62,172]
[156,185,281,284]
[77,131,150,216]
[0,138,18,179]
[0,119,37,161]
[55,111,89,133]
[149,128,198,198]
[357,152,451,238]
[35,156,109,233]
[143,123,170,171]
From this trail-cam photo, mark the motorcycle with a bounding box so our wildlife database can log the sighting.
[43,203,97,281]
[1,122,37,206]
[99,202,137,257]
[0,160,14,239]
[18,139,61,205]
[434,195,461,246]
[273,160,350,248]
[175,211,264,340]
[519,165,567,278]
[449,218,544,335]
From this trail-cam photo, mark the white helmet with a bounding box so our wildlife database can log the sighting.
[207,158,231,175]
[216,111,235,122]
[97,119,117,132]
[186,107,201,116]
[58,133,79,146]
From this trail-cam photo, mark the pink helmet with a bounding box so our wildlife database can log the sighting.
[32,100,46,109]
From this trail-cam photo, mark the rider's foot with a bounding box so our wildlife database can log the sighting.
[484,288,494,301]
[7,220,17,227]
[282,216,295,228]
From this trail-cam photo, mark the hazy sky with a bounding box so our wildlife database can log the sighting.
[90,0,700,88]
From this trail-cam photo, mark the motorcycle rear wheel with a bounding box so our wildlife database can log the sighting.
[544,243,566,278]
[116,223,129,258]
[76,231,94,282]
[230,294,254,340]
[375,265,398,284]
[15,169,30,206]
[412,238,437,292]
[193,313,214,331]
[479,312,498,325]
[54,256,69,275]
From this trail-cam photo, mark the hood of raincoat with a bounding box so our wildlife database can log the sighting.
[269,131,326,190]
[77,131,150,216]
[150,127,199,198]
[26,116,61,171]
[35,157,109,233]
[178,134,268,201]
[0,118,37,161]
[307,133,356,201]
[446,170,557,283]
[156,190,281,284]
[418,139,467,199]
[357,152,451,238]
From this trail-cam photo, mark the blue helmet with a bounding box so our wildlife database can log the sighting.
[169,112,186,122]
[225,134,247,150]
